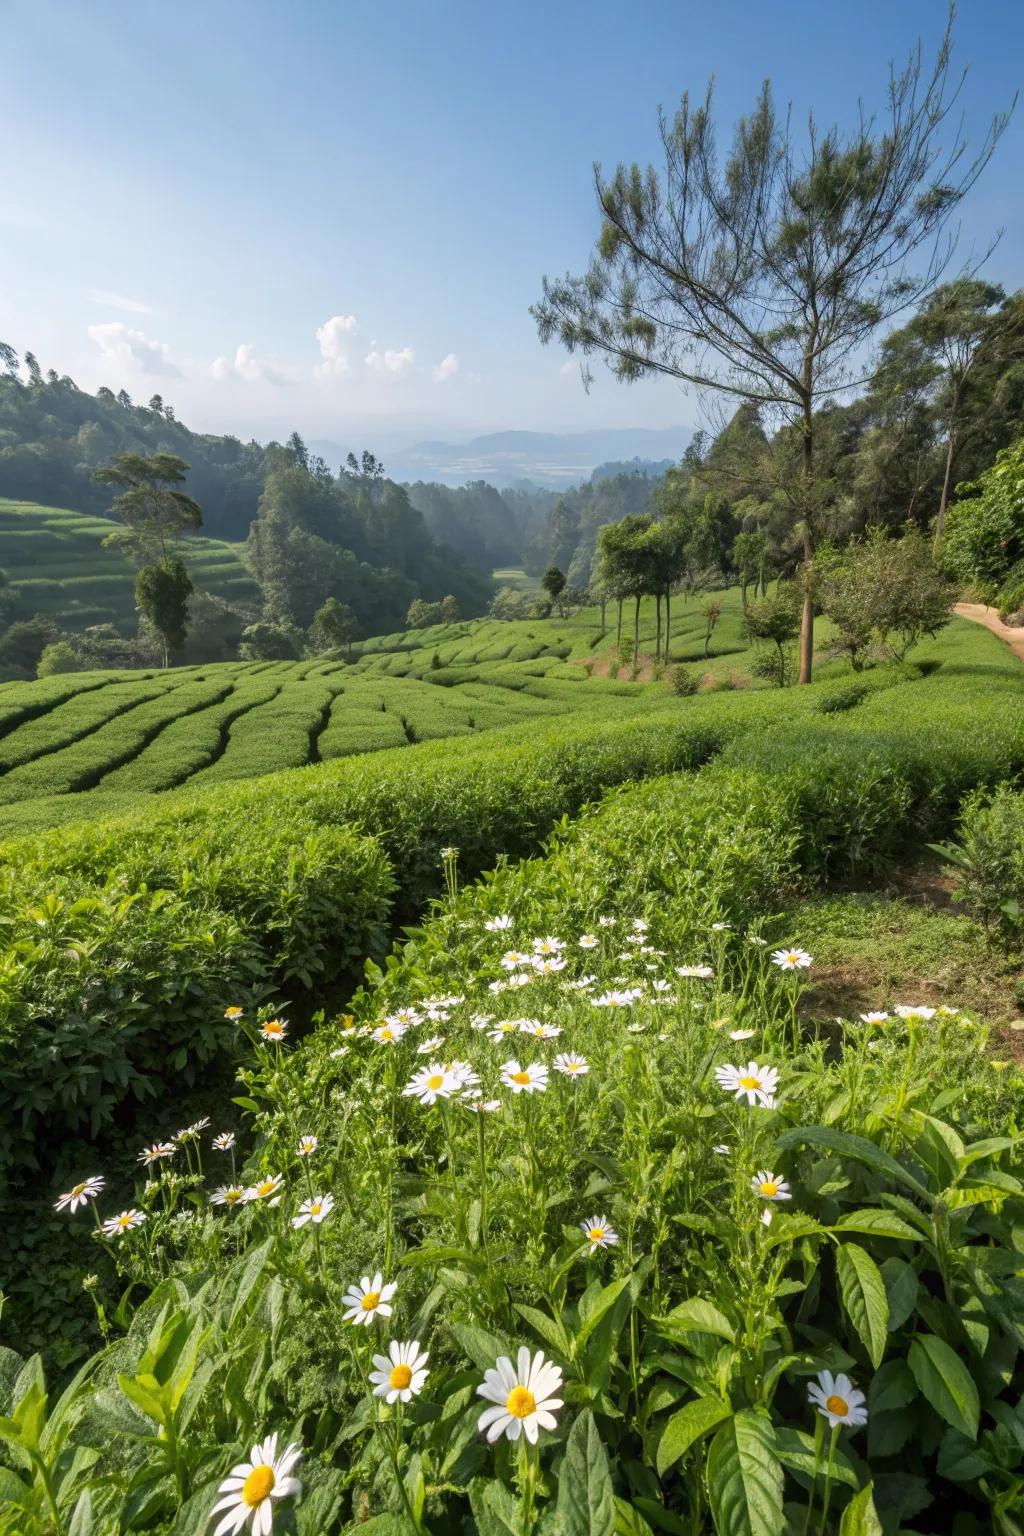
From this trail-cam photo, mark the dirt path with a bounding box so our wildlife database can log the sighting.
[954,602,1024,664]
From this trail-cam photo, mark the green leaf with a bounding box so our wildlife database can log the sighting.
[451,1323,513,1375]
[774,1428,859,1490]
[656,1397,732,1476]
[836,1244,889,1368]
[577,1276,633,1349]
[228,1238,273,1329]
[831,1210,919,1242]
[706,1409,783,1536]
[907,1335,980,1440]
[614,1497,654,1536]
[879,1258,918,1333]
[231,1096,260,1112]
[839,1484,883,1536]
[470,1477,522,1536]
[515,1304,570,1358]
[775,1127,932,1203]
[660,1299,735,1342]
[555,1408,615,1536]
[868,1360,916,1416]
[67,1491,93,1536]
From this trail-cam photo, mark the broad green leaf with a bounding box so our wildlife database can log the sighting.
[515,1303,570,1358]
[228,1238,273,1329]
[839,1484,883,1536]
[555,1408,615,1536]
[907,1335,979,1440]
[774,1428,859,1489]
[831,1210,918,1242]
[706,1409,783,1536]
[937,1428,986,1483]
[762,1214,823,1249]
[879,1258,918,1333]
[956,1135,1018,1171]
[868,1360,916,1416]
[67,1491,93,1536]
[470,1476,524,1536]
[775,1127,932,1203]
[451,1323,513,1375]
[836,1244,889,1368]
[660,1298,735,1342]
[577,1276,633,1348]
[614,1497,655,1535]
[632,1499,688,1535]
[656,1396,732,1475]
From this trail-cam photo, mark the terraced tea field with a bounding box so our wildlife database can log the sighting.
[0,498,259,629]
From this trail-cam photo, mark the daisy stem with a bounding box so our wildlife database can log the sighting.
[476,1111,490,1263]
[517,1436,537,1536]
[385,1405,421,1533]
[802,1413,826,1535]
[817,1425,840,1536]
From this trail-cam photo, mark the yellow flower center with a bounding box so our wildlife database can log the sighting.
[512,1071,531,1085]
[426,1073,444,1090]
[787,954,798,963]
[310,1202,321,1216]
[242,1464,275,1507]
[588,1227,606,1242]
[117,1214,132,1228]
[499,1024,515,1032]
[265,1024,282,1037]
[506,1386,537,1418]
[71,1183,87,1198]
[360,1291,381,1312]
[226,1189,242,1204]
[759,1182,778,1198]
[380,1028,394,1041]
[390,1363,413,1390]
[257,1180,276,1197]
[739,1075,761,1090]
[826,1394,849,1417]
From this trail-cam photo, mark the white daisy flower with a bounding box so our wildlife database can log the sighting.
[101,1208,145,1238]
[260,1018,288,1043]
[484,915,513,932]
[501,950,532,971]
[711,921,731,932]
[522,1021,561,1040]
[138,1143,176,1166]
[580,1215,618,1250]
[507,973,533,988]
[372,1022,408,1045]
[292,1194,334,1229]
[209,1431,301,1535]
[568,975,596,991]
[487,1019,523,1043]
[489,980,508,995]
[213,1132,236,1151]
[500,1059,548,1094]
[54,1176,105,1213]
[532,936,564,956]
[224,1005,244,1020]
[417,1035,446,1054]
[895,1004,936,1021]
[860,1011,889,1025]
[632,918,648,933]
[578,934,599,949]
[387,1008,422,1029]
[245,1174,283,1203]
[476,1347,564,1444]
[598,915,616,927]
[447,1059,480,1089]
[342,1272,397,1325]
[592,990,633,1009]
[771,948,813,971]
[676,965,714,979]
[807,1370,868,1429]
[729,1028,756,1041]
[470,1014,494,1031]
[715,1062,779,1108]
[465,1097,501,1113]
[403,1064,459,1105]
[751,1170,792,1201]
[296,1135,318,1158]
[370,1339,430,1403]
[532,956,567,975]
[553,1052,589,1077]
[211,1185,247,1208]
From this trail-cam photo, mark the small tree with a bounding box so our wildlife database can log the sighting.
[701,599,722,660]
[136,556,193,667]
[822,527,952,664]
[239,621,303,661]
[744,586,801,686]
[36,641,89,677]
[94,452,201,560]
[541,565,567,617]
[406,598,443,629]
[439,594,461,624]
[309,597,360,657]
[942,436,1024,598]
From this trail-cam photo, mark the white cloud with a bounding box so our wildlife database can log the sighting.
[210,343,288,386]
[87,321,178,376]
[432,352,459,383]
[316,314,358,377]
[365,345,415,377]
[86,287,154,314]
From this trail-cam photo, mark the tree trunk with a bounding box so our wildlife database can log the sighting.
[633,596,640,670]
[599,597,606,631]
[655,593,662,664]
[740,575,748,609]
[798,404,815,686]
[934,427,957,552]
[616,600,622,647]
[664,589,671,664]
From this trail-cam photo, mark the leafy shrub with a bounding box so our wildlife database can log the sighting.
[667,663,699,696]
[816,682,869,714]
[930,783,1024,947]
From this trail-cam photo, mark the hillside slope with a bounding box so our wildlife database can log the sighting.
[0,498,259,631]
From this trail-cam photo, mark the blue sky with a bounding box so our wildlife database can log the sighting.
[3,0,1022,451]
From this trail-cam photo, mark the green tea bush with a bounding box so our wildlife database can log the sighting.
[931,783,1024,948]
[667,663,699,695]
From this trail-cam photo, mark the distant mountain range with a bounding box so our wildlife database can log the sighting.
[309,427,691,489]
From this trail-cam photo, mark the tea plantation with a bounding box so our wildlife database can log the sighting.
[1,609,1022,1536]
